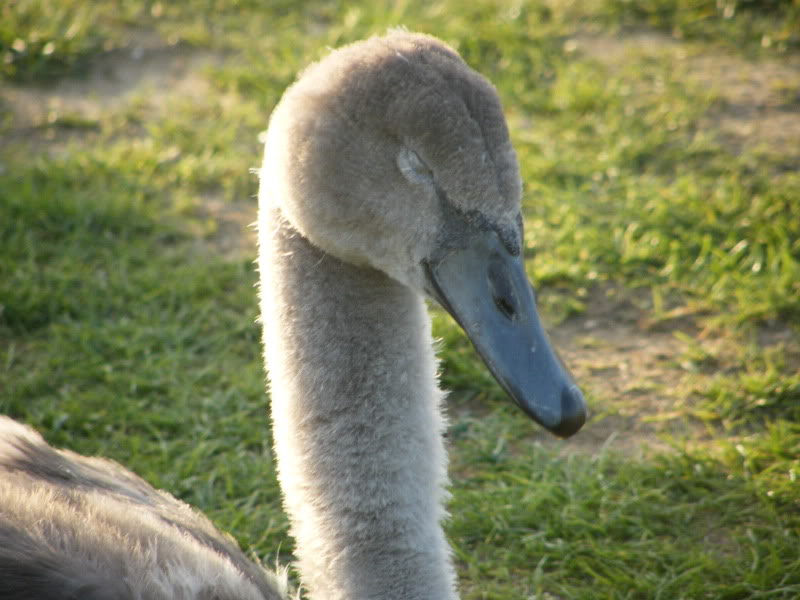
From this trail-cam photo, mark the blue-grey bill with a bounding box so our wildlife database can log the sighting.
[426,230,586,438]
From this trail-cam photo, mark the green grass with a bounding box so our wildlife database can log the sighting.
[2,1,799,598]
[595,0,800,53]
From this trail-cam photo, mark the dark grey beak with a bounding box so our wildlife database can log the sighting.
[426,230,586,438]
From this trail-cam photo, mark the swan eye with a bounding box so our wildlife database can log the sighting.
[397,147,434,186]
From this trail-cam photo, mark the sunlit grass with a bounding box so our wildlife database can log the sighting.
[2,1,798,598]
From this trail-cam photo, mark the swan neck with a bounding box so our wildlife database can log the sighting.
[259,209,457,600]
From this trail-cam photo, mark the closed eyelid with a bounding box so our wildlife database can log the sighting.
[397,147,433,184]
[408,147,430,171]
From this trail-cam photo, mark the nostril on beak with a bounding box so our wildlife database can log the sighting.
[487,256,518,322]
[494,294,516,320]
[551,385,586,438]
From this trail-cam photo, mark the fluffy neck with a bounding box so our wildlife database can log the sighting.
[258,208,457,600]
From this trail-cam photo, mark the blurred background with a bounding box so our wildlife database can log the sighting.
[1,1,799,598]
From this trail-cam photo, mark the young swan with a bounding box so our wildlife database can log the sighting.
[0,31,584,600]
[259,31,584,600]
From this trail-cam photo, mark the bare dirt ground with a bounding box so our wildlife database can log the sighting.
[2,30,798,455]
[0,34,225,152]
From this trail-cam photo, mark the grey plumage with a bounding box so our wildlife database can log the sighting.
[0,417,286,599]
[258,31,527,600]
[1,30,577,600]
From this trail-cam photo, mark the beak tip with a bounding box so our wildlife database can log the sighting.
[551,385,586,439]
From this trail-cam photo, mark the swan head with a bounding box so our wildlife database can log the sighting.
[262,31,586,438]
